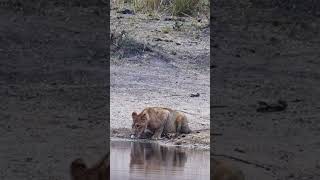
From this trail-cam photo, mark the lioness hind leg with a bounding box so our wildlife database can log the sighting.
[175,122,182,137]
[181,123,191,134]
[152,126,164,140]
[180,115,191,134]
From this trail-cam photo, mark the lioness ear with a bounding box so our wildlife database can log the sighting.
[132,112,138,120]
[141,113,146,119]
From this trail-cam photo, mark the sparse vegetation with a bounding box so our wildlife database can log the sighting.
[161,26,171,33]
[172,0,200,16]
[114,0,209,17]
[132,0,161,12]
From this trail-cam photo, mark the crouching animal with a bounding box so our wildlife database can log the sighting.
[211,159,245,180]
[131,107,191,140]
[70,153,109,180]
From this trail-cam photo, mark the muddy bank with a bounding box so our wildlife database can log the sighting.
[111,128,210,150]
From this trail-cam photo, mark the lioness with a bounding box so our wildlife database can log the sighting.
[131,107,191,139]
[70,153,109,180]
[212,159,245,180]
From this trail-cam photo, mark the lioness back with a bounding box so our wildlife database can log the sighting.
[131,107,191,139]
[160,108,191,134]
[150,107,191,134]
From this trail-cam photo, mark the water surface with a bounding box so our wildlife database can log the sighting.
[111,139,209,180]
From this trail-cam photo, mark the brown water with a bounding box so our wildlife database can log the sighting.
[111,139,210,180]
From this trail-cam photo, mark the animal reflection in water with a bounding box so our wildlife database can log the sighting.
[129,142,187,171]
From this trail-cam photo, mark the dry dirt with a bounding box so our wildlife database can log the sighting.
[110,3,210,149]
[212,1,320,180]
[0,3,108,180]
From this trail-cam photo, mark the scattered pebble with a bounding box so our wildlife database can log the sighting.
[117,8,134,15]
[190,93,200,97]
[234,147,246,153]
[25,157,32,162]
[174,141,182,145]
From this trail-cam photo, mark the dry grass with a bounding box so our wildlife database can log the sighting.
[115,0,209,16]
[132,0,162,12]
[172,0,201,16]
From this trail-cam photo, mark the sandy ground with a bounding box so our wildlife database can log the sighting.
[0,4,108,180]
[212,1,320,180]
[110,4,210,149]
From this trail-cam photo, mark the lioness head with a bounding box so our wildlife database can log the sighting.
[131,111,152,139]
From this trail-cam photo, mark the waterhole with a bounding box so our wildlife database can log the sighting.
[111,139,210,180]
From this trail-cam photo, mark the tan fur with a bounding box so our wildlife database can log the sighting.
[211,159,245,180]
[131,107,191,139]
[70,153,109,180]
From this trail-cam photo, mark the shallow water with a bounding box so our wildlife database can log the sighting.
[111,139,210,180]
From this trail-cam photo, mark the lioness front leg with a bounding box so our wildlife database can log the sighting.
[152,126,164,140]
[175,122,182,138]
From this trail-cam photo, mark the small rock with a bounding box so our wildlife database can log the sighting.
[292,99,302,102]
[256,100,287,113]
[210,65,217,69]
[287,173,294,178]
[212,44,219,48]
[270,37,279,44]
[174,141,182,145]
[190,93,200,97]
[112,130,118,134]
[164,17,173,21]
[117,8,134,15]
[234,148,246,153]
[78,117,86,121]
[25,157,32,162]
[272,20,279,27]
[265,167,271,171]
[66,125,80,129]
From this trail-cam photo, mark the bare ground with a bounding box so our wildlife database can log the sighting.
[212,1,320,180]
[0,4,108,180]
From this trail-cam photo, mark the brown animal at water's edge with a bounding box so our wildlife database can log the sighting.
[211,159,245,180]
[70,153,109,180]
[131,107,191,139]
